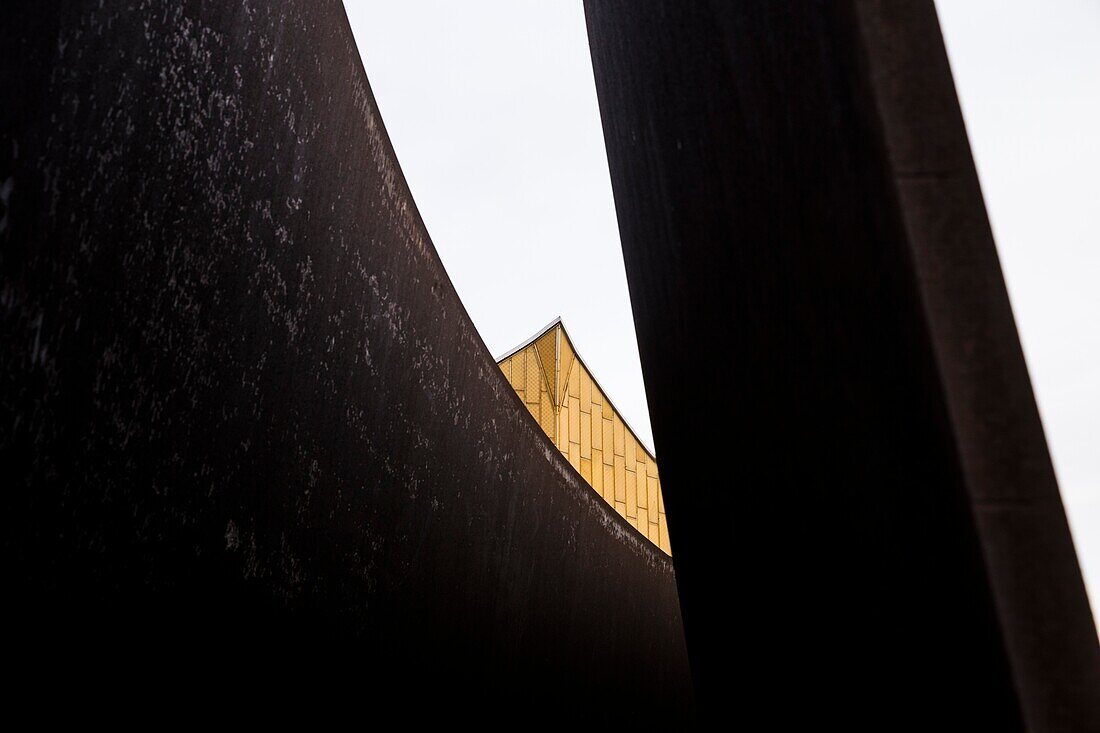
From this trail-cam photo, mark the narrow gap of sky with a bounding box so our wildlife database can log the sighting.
[345,1,1100,626]
[342,1,654,450]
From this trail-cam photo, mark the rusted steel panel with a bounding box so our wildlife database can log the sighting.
[0,1,693,721]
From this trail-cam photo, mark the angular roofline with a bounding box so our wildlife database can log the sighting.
[495,317,657,461]
[494,316,562,363]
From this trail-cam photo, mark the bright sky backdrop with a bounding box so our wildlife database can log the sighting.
[344,0,1100,628]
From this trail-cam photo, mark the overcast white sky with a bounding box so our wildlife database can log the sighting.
[344,1,1100,627]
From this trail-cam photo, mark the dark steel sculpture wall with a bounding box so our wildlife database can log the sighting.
[852,4,1100,728]
[585,0,1100,729]
[0,1,693,720]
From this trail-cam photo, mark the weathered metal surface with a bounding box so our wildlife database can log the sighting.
[585,0,1099,728]
[852,3,1100,728]
[0,1,693,720]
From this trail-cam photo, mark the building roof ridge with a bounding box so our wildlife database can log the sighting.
[494,315,562,363]
[497,317,657,461]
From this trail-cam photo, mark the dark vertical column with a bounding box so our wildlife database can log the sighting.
[585,0,1095,727]
[851,3,1100,729]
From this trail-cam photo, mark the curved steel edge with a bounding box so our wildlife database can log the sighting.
[0,0,694,720]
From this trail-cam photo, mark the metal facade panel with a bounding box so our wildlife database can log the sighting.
[539,382,556,441]
[558,399,570,449]
[497,321,670,555]
[524,350,541,405]
[558,336,576,407]
[592,404,604,451]
[626,468,638,518]
[534,329,558,404]
[581,415,592,459]
[614,454,626,502]
[508,353,524,398]
[569,396,581,439]
[602,419,614,463]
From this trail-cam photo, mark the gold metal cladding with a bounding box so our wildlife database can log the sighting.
[498,320,670,555]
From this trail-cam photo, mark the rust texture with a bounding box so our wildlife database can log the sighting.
[0,1,693,719]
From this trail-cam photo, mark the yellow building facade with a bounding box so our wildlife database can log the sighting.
[497,319,671,554]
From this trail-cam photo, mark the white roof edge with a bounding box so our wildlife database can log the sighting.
[494,316,562,363]
[495,317,658,461]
